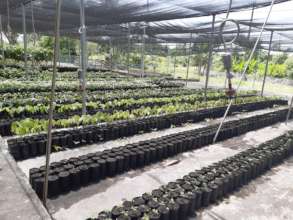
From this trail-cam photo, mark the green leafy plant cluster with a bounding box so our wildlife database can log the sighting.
[232,56,289,78]
[0,90,257,118]
[3,45,53,62]
[11,96,272,135]
[0,87,198,108]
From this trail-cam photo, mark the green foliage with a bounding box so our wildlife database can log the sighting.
[11,94,268,135]
[268,63,287,78]
[4,45,24,61]
[228,54,287,78]
[31,47,53,62]
[285,57,293,79]
[273,53,288,64]
[3,45,52,62]
[39,36,77,57]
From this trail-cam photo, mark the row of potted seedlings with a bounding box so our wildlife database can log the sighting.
[1,87,199,108]
[8,99,287,160]
[0,81,182,94]
[28,108,291,199]
[0,92,256,119]
[93,131,293,220]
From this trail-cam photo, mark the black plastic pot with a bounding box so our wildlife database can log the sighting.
[201,187,212,207]
[111,206,124,219]
[20,142,30,160]
[116,155,124,173]
[48,175,60,198]
[89,163,100,183]
[148,210,161,220]
[148,199,160,209]
[33,177,44,199]
[127,208,141,220]
[122,201,133,212]
[132,196,145,206]
[176,197,189,219]
[79,165,90,186]
[69,168,81,189]
[106,157,117,177]
[186,192,197,216]
[129,152,137,169]
[97,159,106,178]
[167,202,179,220]
[59,171,71,193]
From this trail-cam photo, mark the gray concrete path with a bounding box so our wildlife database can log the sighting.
[0,137,51,220]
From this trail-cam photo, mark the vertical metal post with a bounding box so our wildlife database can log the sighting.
[173,44,177,77]
[22,4,28,76]
[204,14,216,101]
[68,39,71,63]
[43,0,62,206]
[247,5,255,41]
[167,45,170,75]
[261,30,273,97]
[141,26,145,78]
[127,23,131,74]
[0,15,5,67]
[109,38,113,72]
[286,96,293,125]
[80,0,87,115]
[186,34,192,86]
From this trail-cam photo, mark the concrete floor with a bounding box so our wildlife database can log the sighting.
[0,138,51,220]
[46,122,293,220]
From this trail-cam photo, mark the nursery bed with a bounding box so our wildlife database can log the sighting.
[197,156,293,220]
[46,121,293,220]
[17,106,287,177]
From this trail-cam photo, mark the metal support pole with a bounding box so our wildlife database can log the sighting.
[141,26,146,78]
[0,15,5,67]
[186,34,192,86]
[286,96,293,125]
[109,38,113,72]
[43,0,62,206]
[261,31,273,97]
[127,23,131,74]
[30,1,37,71]
[247,5,255,40]
[173,44,177,77]
[22,4,28,76]
[204,14,216,101]
[68,39,71,63]
[80,0,87,115]
[167,46,170,75]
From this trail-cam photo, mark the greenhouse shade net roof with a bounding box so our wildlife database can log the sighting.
[0,0,289,32]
